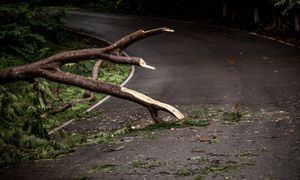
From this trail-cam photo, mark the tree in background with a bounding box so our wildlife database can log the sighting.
[275,0,300,15]
[264,0,300,31]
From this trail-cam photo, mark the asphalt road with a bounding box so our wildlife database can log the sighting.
[67,11,300,111]
[1,12,299,180]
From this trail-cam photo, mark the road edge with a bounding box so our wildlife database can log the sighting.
[69,11,299,49]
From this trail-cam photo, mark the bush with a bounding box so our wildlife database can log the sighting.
[0,0,66,65]
[0,1,68,166]
[275,0,300,15]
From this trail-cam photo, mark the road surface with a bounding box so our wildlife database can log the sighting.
[1,11,299,180]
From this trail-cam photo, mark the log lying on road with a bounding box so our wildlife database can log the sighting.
[0,28,184,123]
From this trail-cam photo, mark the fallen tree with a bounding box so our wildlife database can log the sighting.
[0,28,184,123]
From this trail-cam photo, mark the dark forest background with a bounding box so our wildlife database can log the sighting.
[41,0,299,29]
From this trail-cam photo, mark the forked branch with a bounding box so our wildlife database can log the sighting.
[0,28,184,122]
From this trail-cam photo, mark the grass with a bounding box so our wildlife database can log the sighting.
[1,32,131,130]
[175,168,194,176]
[222,112,242,124]
[200,164,240,174]
[0,32,131,166]
[39,112,211,166]
[52,106,213,145]
[131,120,209,133]
[43,33,131,130]
[128,109,210,133]
[52,114,209,147]
[55,107,212,148]
[83,128,129,145]
[89,164,119,173]
[129,159,164,169]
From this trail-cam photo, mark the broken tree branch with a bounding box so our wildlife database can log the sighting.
[104,27,174,52]
[84,60,103,98]
[0,28,184,122]
[45,95,95,116]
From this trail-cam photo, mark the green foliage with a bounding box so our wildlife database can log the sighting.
[84,127,129,145]
[0,126,72,166]
[0,1,66,65]
[0,84,46,125]
[0,61,130,166]
[222,112,242,123]
[99,63,131,85]
[0,0,131,167]
[275,0,300,15]
[175,108,211,127]
[175,168,193,176]
[63,132,85,146]
[0,84,56,166]
[183,118,209,127]
[130,120,208,133]
[43,61,129,130]
[194,176,204,180]
[0,31,131,166]
[89,164,119,173]
[0,125,129,166]
[129,159,163,169]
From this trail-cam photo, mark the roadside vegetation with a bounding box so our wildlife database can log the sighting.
[0,1,130,166]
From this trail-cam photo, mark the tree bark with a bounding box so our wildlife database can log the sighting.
[0,28,184,122]
[84,60,103,98]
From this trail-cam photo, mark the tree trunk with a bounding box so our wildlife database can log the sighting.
[223,3,228,18]
[295,15,300,31]
[253,8,260,23]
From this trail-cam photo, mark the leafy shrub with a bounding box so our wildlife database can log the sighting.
[0,2,131,166]
[275,0,300,15]
[0,1,66,65]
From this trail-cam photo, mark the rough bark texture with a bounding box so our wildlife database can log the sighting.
[84,60,103,98]
[0,28,184,122]
[46,60,103,116]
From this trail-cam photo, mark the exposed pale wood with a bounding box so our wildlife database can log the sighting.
[139,59,156,70]
[121,87,184,120]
